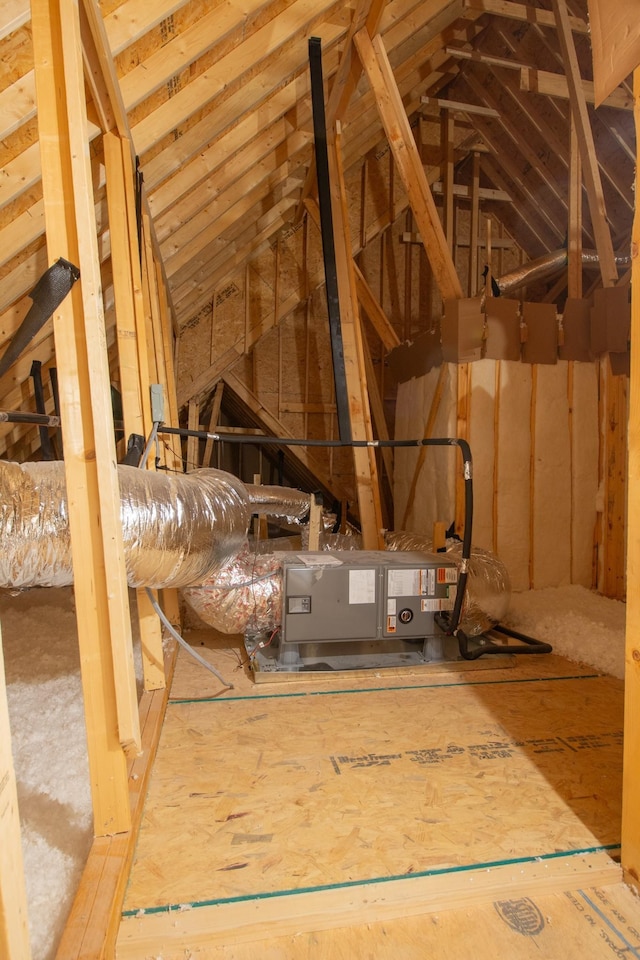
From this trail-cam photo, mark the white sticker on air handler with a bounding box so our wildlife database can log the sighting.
[388,568,423,597]
[387,598,397,616]
[421,598,441,612]
[349,568,376,604]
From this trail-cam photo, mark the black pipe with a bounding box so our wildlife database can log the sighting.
[29,360,54,460]
[0,258,80,380]
[308,36,351,443]
[0,410,61,426]
[49,366,62,457]
[456,624,553,660]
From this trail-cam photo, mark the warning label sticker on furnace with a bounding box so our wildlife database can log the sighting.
[437,566,458,584]
[387,615,397,633]
[387,598,397,616]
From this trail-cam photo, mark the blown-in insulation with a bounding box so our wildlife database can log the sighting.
[0,460,251,590]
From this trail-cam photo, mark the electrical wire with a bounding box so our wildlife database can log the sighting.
[144,588,235,690]
[139,421,160,469]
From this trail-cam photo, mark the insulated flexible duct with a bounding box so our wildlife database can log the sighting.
[0,460,251,590]
[244,483,311,524]
[485,248,631,302]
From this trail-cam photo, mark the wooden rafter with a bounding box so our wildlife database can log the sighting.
[354,28,463,301]
[551,0,618,288]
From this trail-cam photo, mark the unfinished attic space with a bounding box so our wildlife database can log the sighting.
[2,0,640,957]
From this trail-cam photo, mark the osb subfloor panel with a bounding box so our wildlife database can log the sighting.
[121,883,640,959]
[117,634,625,957]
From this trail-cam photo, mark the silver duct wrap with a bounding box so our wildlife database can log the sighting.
[182,547,283,635]
[244,484,311,524]
[0,460,251,590]
[485,249,631,303]
[385,531,511,636]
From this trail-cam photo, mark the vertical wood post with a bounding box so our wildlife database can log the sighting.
[0,625,31,960]
[327,123,385,549]
[469,152,480,297]
[105,131,167,693]
[32,0,132,831]
[621,65,640,891]
[441,109,455,253]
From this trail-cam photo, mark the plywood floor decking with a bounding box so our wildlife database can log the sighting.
[116,631,631,958]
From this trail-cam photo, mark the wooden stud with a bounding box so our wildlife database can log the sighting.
[469,152,480,297]
[432,520,446,551]
[202,381,224,468]
[529,365,537,589]
[327,122,385,549]
[568,118,583,300]
[187,400,200,473]
[441,108,455,254]
[403,209,412,342]
[354,264,401,352]
[603,371,627,600]
[362,335,394,498]
[492,361,501,556]
[400,363,447,531]
[141,206,184,634]
[455,362,471,536]
[0,624,32,960]
[32,0,133,828]
[307,493,323,551]
[104,132,146,444]
[568,116,582,586]
[105,130,167,703]
[622,66,640,891]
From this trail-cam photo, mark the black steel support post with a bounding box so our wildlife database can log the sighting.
[308,36,351,442]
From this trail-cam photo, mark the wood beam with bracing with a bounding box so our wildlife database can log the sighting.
[32,0,136,831]
[354,28,463,302]
[551,0,618,288]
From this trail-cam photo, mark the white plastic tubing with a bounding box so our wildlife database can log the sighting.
[0,460,252,590]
